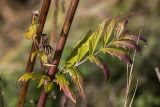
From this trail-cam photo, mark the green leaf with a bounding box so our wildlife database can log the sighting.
[100,47,132,64]
[24,21,38,40]
[90,20,106,54]
[104,17,117,47]
[65,30,93,67]
[54,73,76,103]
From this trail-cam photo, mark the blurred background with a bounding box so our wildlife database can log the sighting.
[0,0,160,107]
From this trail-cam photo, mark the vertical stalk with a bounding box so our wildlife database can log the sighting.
[37,0,80,107]
[17,0,51,107]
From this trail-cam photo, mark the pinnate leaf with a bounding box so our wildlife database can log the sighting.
[114,18,128,39]
[90,20,106,54]
[100,48,132,64]
[66,30,93,67]
[111,40,141,52]
[123,31,147,43]
[104,17,117,46]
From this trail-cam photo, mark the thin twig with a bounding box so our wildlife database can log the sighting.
[37,0,80,107]
[123,30,141,107]
[17,0,51,107]
[129,80,139,107]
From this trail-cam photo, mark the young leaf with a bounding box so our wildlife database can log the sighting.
[65,30,93,67]
[66,67,85,99]
[87,55,110,80]
[103,17,117,46]
[37,75,50,88]
[90,20,106,54]
[100,48,132,64]
[24,21,38,40]
[17,72,43,83]
[123,31,147,43]
[54,73,76,103]
[17,73,33,83]
[111,40,141,52]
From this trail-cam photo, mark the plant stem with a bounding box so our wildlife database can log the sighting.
[37,0,80,107]
[17,0,51,107]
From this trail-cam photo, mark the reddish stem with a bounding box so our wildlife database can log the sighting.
[17,0,51,107]
[37,0,80,107]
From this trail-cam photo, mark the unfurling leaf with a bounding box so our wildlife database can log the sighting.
[31,52,38,62]
[37,75,52,92]
[87,55,110,80]
[100,48,132,64]
[114,18,128,39]
[66,30,93,67]
[24,21,38,40]
[44,81,53,92]
[100,60,110,81]
[111,40,141,52]
[37,75,50,88]
[104,17,117,46]
[66,67,85,99]
[123,31,147,43]
[54,74,76,103]
[17,72,43,83]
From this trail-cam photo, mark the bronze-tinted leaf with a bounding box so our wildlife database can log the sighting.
[54,74,76,103]
[100,48,132,64]
[99,58,110,81]
[111,40,141,52]
[103,17,117,46]
[68,67,85,100]
[123,31,147,43]
[88,55,110,80]
[114,18,128,39]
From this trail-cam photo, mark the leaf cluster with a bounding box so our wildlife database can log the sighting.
[18,16,146,103]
